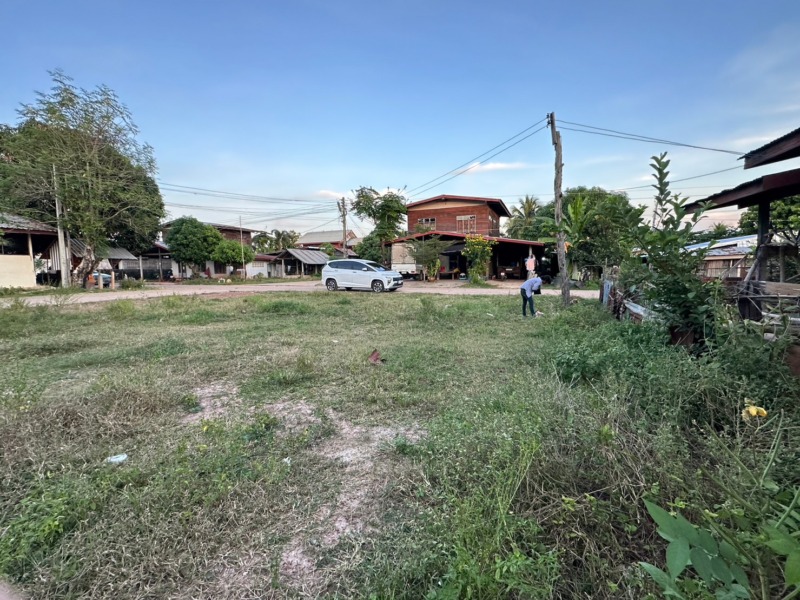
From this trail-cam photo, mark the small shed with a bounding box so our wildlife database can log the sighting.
[0,212,58,287]
[273,248,330,277]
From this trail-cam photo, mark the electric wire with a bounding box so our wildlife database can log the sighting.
[405,117,547,196]
[409,124,549,199]
[557,121,742,155]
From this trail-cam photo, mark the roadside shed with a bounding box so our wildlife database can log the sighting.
[273,248,330,277]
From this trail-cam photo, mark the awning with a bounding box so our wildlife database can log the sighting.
[685,167,800,213]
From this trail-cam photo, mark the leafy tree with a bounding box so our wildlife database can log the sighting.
[739,195,800,247]
[165,217,223,273]
[690,222,741,244]
[351,187,407,261]
[211,239,255,272]
[406,235,454,281]
[320,242,336,258]
[354,231,383,262]
[253,229,299,252]
[506,195,542,240]
[536,186,641,278]
[0,71,164,285]
[621,153,714,341]
[462,234,496,283]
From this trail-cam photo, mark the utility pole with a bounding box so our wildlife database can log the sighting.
[239,216,247,279]
[548,113,570,307]
[339,197,348,260]
[52,164,71,287]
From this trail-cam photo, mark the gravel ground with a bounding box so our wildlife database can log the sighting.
[2,280,599,307]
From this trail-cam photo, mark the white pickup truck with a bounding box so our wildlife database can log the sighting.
[391,243,422,279]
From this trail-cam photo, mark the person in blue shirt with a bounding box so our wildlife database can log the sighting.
[519,273,542,317]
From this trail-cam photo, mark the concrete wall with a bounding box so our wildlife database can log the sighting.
[0,255,35,288]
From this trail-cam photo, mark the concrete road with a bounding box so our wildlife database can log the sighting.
[2,280,599,308]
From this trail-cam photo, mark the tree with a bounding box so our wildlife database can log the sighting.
[461,234,496,283]
[211,239,255,273]
[165,217,224,274]
[351,187,407,261]
[536,186,641,278]
[689,222,740,244]
[621,153,714,341]
[0,71,164,285]
[354,231,383,262]
[739,195,800,247]
[406,235,454,281]
[506,195,542,240]
[320,242,336,258]
[252,229,299,252]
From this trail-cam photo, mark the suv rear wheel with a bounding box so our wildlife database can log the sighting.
[371,280,384,293]
[326,278,338,291]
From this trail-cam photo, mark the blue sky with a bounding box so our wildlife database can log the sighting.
[2,0,800,236]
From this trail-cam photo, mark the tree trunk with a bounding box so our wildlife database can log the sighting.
[73,245,98,287]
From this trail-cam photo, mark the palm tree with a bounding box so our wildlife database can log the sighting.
[506,195,541,240]
[252,229,299,252]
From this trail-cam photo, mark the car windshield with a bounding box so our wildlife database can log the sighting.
[364,261,386,271]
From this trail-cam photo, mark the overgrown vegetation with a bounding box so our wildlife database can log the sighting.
[1,292,797,599]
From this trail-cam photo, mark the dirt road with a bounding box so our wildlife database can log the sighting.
[2,280,599,308]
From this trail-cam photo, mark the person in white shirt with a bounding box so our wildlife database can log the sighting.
[519,273,542,317]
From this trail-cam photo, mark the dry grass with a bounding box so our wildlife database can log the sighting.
[0,291,543,599]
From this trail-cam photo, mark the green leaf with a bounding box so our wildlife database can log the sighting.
[645,500,681,542]
[729,562,750,591]
[696,528,719,556]
[690,547,715,585]
[764,527,798,556]
[639,563,685,598]
[786,549,800,587]
[674,514,700,546]
[711,556,733,586]
[667,538,691,580]
[719,541,739,564]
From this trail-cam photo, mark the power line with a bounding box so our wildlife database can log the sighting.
[405,117,547,196]
[558,121,742,155]
[409,124,549,199]
[158,182,336,205]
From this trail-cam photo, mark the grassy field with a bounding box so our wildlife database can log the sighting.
[1,292,798,599]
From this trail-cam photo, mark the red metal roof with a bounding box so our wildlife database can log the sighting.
[743,126,800,169]
[390,230,543,246]
[406,195,512,217]
[685,167,800,213]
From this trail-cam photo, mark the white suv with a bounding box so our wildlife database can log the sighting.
[322,259,404,293]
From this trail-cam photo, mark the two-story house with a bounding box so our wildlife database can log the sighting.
[390,194,544,279]
[405,194,510,236]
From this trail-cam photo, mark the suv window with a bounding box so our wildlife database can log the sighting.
[327,261,345,269]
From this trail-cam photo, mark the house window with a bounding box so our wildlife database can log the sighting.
[456,215,477,233]
[417,217,436,230]
[252,261,265,267]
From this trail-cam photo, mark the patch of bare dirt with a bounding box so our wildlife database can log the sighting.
[265,399,321,434]
[275,407,424,594]
[182,382,240,424]
[313,413,422,548]
[279,539,321,596]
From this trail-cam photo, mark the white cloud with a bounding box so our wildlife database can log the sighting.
[465,161,533,174]
[315,189,347,200]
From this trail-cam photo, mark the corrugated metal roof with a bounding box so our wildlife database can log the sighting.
[69,239,137,260]
[0,212,57,233]
[297,230,355,245]
[283,248,330,265]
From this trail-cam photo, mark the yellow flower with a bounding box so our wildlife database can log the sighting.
[741,404,767,422]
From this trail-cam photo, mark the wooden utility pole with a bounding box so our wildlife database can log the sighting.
[339,198,348,260]
[52,164,71,287]
[548,113,570,307]
[239,216,247,279]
